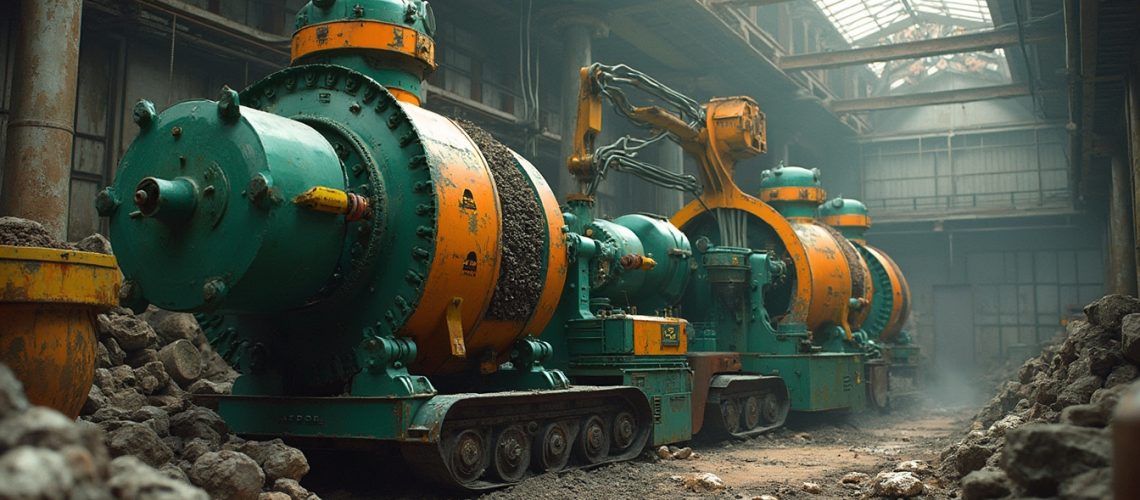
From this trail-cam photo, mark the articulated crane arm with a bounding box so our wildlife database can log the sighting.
[567,63,767,210]
[567,65,814,326]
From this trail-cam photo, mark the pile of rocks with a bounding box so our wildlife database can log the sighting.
[0,361,211,498]
[0,217,319,500]
[940,294,1140,499]
[83,306,318,500]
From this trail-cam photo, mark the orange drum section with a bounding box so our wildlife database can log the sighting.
[399,104,503,374]
[790,221,856,337]
[510,151,569,339]
[459,151,569,370]
[672,194,813,323]
[863,245,912,343]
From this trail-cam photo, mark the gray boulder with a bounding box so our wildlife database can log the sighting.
[105,422,174,467]
[1105,362,1139,388]
[189,450,265,500]
[960,467,1011,500]
[0,407,97,452]
[75,233,113,254]
[954,443,994,476]
[0,446,76,499]
[170,407,228,447]
[97,314,158,352]
[238,439,310,482]
[1124,313,1140,364]
[1060,403,1109,428]
[272,478,318,500]
[109,455,209,500]
[1057,375,1104,407]
[1084,294,1140,330]
[1057,467,1112,500]
[1001,424,1111,496]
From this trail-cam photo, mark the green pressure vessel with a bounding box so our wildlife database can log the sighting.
[97,0,570,391]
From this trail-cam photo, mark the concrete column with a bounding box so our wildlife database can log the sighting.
[1109,153,1138,295]
[0,0,84,239]
[558,21,593,200]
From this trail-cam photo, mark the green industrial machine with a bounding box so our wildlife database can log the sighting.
[820,197,918,407]
[95,0,909,489]
[567,65,869,414]
[97,0,796,490]
[669,166,869,414]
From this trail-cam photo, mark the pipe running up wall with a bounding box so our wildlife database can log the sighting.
[0,0,84,239]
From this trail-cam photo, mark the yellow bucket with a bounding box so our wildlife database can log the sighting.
[0,245,121,417]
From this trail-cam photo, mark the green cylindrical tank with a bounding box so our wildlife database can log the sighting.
[100,69,570,391]
[588,214,692,312]
[818,197,870,242]
[757,165,824,220]
[103,98,347,313]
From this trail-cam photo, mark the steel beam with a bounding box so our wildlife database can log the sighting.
[0,0,84,239]
[780,27,1056,72]
[709,0,793,6]
[829,84,1031,113]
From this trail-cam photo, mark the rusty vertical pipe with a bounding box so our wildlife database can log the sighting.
[1109,153,1137,295]
[0,0,84,240]
[558,21,593,199]
[1129,72,1140,294]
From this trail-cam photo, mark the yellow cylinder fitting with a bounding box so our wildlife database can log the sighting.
[293,186,371,221]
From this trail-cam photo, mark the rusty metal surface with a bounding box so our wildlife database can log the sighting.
[1108,154,1137,295]
[0,0,83,239]
[686,352,742,435]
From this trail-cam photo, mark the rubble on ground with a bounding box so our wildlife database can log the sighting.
[0,362,211,499]
[0,219,319,500]
[83,304,318,500]
[654,445,697,460]
[870,471,926,497]
[938,294,1140,499]
[672,472,726,492]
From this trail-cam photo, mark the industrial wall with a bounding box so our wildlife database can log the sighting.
[0,3,285,241]
[858,73,1104,372]
[860,126,1070,219]
[872,217,1104,374]
[858,75,1071,221]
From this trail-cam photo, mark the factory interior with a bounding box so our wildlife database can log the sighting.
[0,0,1138,498]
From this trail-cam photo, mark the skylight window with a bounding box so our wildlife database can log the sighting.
[811,0,1008,91]
[813,0,992,45]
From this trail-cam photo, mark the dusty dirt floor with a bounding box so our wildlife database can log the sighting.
[305,396,975,500]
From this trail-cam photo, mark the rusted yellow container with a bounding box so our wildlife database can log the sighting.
[0,245,121,417]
